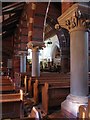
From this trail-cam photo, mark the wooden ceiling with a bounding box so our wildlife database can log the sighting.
[2,2,25,39]
[2,2,61,40]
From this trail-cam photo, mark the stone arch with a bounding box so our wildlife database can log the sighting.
[56,27,70,73]
[26,2,60,48]
[51,37,61,65]
[13,2,61,75]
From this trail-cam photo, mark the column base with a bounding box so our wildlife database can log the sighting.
[61,94,88,117]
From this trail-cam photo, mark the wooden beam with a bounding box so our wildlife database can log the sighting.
[2,30,14,39]
[3,8,23,15]
[2,21,17,32]
[3,3,24,11]
[3,13,20,27]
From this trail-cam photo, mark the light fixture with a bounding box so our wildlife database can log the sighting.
[47,38,52,44]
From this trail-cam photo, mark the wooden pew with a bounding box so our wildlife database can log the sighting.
[23,73,70,99]
[42,82,70,114]
[0,85,15,94]
[29,75,70,95]
[0,80,12,85]
[0,76,16,94]
[20,72,31,87]
[22,76,37,97]
[79,97,90,119]
[23,76,33,94]
[0,77,14,86]
[0,75,24,119]
[33,79,70,104]
[1,75,9,79]
[79,105,88,118]
[0,92,24,119]
[30,73,90,103]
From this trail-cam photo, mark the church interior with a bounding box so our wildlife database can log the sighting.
[1,1,90,119]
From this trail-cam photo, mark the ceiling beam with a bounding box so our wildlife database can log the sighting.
[3,8,23,15]
[3,3,24,11]
[2,29,14,39]
[3,12,20,26]
[2,21,18,32]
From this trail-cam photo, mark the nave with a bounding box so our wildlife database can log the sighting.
[1,1,90,119]
[1,72,90,119]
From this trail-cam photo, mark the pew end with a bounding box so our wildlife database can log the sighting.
[79,105,88,118]
[0,93,24,119]
[33,79,39,104]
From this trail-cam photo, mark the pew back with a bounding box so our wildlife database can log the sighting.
[33,79,70,104]
[0,93,23,119]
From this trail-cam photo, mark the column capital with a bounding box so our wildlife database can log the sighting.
[27,41,45,50]
[57,3,90,32]
[32,46,40,52]
[18,50,28,56]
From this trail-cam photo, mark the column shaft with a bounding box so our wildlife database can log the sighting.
[20,54,26,73]
[32,48,40,77]
[57,3,90,117]
[23,55,26,72]
[70,30,88,96]
[20,55,24,73]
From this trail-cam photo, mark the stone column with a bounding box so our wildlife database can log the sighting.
[18,51,27,73]
[32,47,40,77]
[88,32,90,72]
[27,41,45,77]
[20,55,24,73]
[70,29,88,96]
[56,3,90,117]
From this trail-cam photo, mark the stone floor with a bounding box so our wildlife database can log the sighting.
[23,92,77,120]
[23,97,69,119]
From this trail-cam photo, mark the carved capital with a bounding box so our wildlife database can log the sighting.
[27,41,45,50]
[18,51,28,56]
[57,3,90,32]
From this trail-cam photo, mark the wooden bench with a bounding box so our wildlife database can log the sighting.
[0,75,24,119]
[1,75,9,79]
[33,79,70,104]
[23,76,32,94]
[0,80,13,85]
[0,77,16,94]
[42,82,70,114]
[79,105,88,118]
[0,85,15,94]
[24,73,70,100]
[21,76,39,97]
[0,92,24,119]
[29,75,70,96]
[79,97,90,119]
